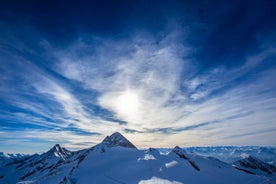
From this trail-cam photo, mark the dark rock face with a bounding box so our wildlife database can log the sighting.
[45,144,72,160]
[233,156,276,175]
[172,146,200,171]
[101,132,137,149]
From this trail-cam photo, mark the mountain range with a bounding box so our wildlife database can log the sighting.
[0,132,275,184]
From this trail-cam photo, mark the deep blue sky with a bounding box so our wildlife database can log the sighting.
[0,0,276,153]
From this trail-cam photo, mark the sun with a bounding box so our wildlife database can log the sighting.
[116,90,139,117]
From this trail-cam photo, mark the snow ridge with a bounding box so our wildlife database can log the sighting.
[172,146,200,171]
[233,155,276,176]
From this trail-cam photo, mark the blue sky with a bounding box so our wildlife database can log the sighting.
[0,0,276,153]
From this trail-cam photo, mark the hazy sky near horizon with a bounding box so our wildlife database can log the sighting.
[0,0,276,153]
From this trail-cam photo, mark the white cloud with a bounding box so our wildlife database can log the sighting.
[46,28,276,148]
[1,23,275,152]
[0,129,104,153]
[54,31,189,130]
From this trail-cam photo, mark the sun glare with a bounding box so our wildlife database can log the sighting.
[116,90,139,117]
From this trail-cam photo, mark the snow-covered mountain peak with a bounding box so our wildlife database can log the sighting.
[147,148,159,153]
[49,144,62,152]
[233,155,276,176]
[1,142,275,183]
[0,152,26,158]
[45,144,71,160]
[172,146,181,151]
[0,152,11,159]
[172,146,187,157]
[101,132,137,148]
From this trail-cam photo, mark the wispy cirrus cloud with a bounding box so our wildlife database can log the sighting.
[47,28,276,148]
[53,31,189,129]
[0,16,275,153]
[0,37,123,152]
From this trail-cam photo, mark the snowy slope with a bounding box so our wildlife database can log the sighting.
[69,133,275,184]
[70,144,271,184]
[1,132,275,184]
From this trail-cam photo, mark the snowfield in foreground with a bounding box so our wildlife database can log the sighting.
[0,132,275,184]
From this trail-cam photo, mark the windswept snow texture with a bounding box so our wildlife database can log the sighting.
[0,133,275,184]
